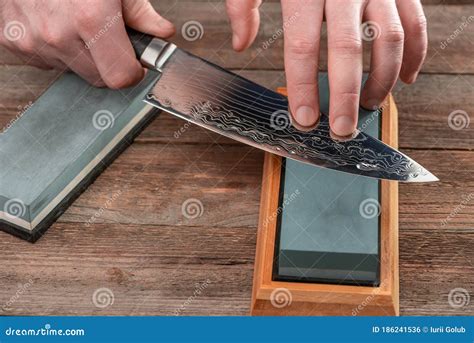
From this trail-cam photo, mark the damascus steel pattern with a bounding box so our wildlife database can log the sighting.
[145,49,437,182]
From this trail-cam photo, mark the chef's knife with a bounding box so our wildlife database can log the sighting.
[126,28,438,182]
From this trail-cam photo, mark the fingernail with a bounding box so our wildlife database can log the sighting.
[408,72,419,84]
[333,116,355,136]
[232,33,242,50]
[294,106,317,127]
[403,72,418,84]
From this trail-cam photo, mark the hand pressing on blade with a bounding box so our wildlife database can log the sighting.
[226,0,427,137]
[0,0,175,88]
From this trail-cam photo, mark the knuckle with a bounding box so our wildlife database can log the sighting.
[382,24,405,44]
[330,35,362,55]
[41,27,65,48]
[290,82,317,99]
[17,39,36,55]
[75,3,102,32]
[126,0,150,18]
[287,38,319,57]
[408,15,428,36]
[333,91,360,108]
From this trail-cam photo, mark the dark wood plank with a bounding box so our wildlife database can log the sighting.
[0,223,256,315]
[400,149,474,225]
[393,75,474,151]
[399,227,473,315]
[0,3,472,73]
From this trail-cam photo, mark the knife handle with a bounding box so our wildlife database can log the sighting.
[126,27,154,57]
[126,27,176,71]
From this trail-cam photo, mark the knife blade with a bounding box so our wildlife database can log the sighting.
[127,28,438,182]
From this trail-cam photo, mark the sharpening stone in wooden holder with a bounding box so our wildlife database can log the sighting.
[0,71,161,242]
[251,78,399,316]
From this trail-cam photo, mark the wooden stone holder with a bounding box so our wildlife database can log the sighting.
[251,88,399,316]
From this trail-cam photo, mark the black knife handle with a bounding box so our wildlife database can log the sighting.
[126,27,174,70]
[126,27,154,59]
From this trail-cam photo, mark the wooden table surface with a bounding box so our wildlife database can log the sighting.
[0,0,472,316]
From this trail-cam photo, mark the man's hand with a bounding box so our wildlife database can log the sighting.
[226,0,427,136]
[0,0,175,88]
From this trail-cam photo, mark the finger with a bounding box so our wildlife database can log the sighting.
[396,0,427,84]
[77,7,145,89]
[123,0,175,38]
[63,44,106,87]
[282,0,324,130]
[326,0,364,136]
[361,0,404,110]
[226,0,262,51]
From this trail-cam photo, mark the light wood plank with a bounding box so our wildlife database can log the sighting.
[1,67,472,150]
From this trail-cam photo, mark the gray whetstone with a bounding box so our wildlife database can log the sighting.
[0,71,160,241]
[277,75,380,284]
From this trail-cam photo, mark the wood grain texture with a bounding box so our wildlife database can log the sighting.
[0,138,472,315]
[1,67,473,151]
[0,223,256,315]
[0,1,472,316]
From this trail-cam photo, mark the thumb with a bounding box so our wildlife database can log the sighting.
[122,0,175,38]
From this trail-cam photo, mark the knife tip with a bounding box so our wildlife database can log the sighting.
[407,171,440,183]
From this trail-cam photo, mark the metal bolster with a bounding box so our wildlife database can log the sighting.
[140,38,177,71]
[155,44,177,72]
